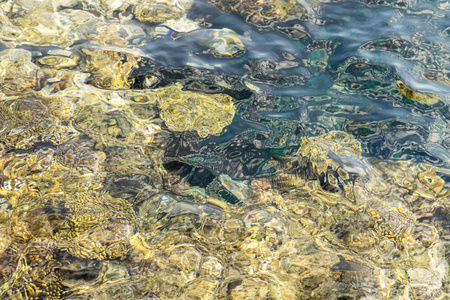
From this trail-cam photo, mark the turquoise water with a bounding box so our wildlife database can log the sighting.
[0,0,450,299]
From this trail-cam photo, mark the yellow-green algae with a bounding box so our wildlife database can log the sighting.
[395,78,440,105]
[154,83,235,138]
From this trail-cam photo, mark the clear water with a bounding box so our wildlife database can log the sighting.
[0,0,450,299]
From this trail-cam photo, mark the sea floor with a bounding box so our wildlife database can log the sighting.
[0,0,450,299]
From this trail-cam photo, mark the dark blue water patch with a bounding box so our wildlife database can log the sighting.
[271,73,334,95]
[358,108,435,125]
[355,99,435,125]
[276,66,310,79]
[260,109,302,120]
[217,114,269,142]
[437,14,450,28]
[272,86,330,97]
[415,1,438,10]
[140,34,194,66]
[245,31,304,60]
[304,2,402,67]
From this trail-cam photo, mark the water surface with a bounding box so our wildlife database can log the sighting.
[0,0,450,299]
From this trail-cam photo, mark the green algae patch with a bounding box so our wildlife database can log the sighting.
[395,78,440,105]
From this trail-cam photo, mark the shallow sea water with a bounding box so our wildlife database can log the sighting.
[0,0,450,299]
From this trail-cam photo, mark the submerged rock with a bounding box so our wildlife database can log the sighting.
[47,191,135,260]
[131,0,194,23]
[0,49,40,95]
[154,83,235,138]
[82,49,138,90]
[0,96,78,149]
